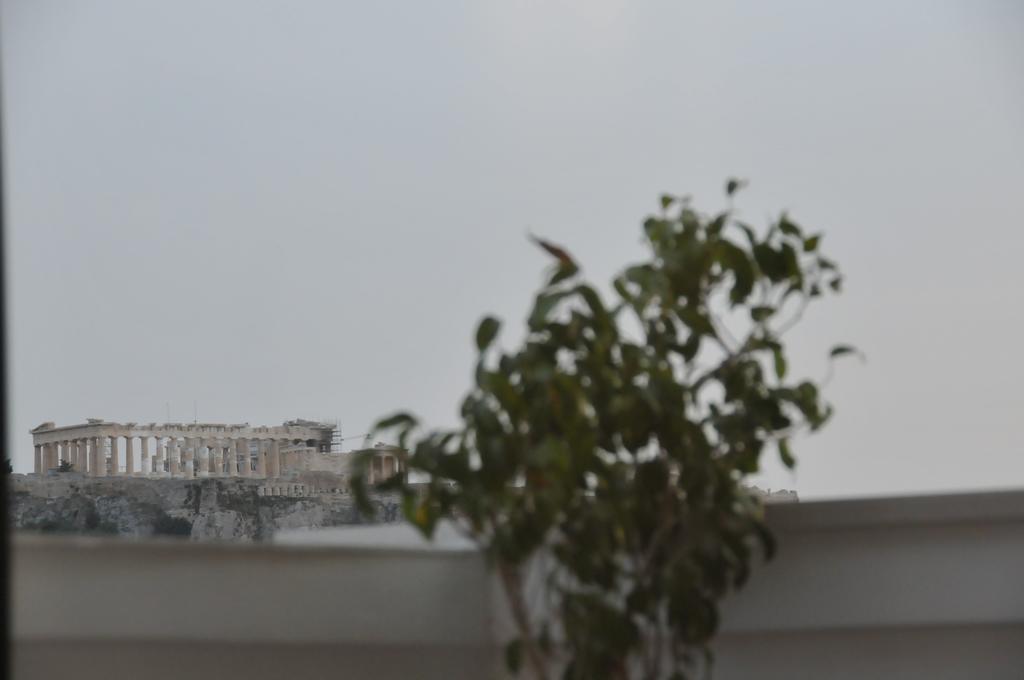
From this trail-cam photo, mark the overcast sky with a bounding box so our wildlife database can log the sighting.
[3,1,1022,498]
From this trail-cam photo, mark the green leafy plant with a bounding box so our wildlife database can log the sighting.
[353,182,852,679]
[57,460,74,473]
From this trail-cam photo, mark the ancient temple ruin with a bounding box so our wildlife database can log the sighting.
[28,418,401,480]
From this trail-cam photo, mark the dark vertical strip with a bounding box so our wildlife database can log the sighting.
[0,20,11,675]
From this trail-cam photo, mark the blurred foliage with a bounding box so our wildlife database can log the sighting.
[353,182,852,679]
[57,460,74,473]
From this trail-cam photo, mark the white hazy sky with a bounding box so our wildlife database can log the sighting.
[3,1,1022,499]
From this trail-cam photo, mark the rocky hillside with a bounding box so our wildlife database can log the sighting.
[9,473,401,541]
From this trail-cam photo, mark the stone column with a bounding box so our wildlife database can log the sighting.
[179,438,189,477]
[89,437,101,476]
[139,436,150,475]
[106,435,117,475]
[33,445,42,474]
[210,441,222,477]
[98,436,107,476]
[183,438,195,478]
[237,439,250,477]
[221,441,229,476]
[169,439,181,477]
[157,438,167,476]
[48,443,59,471]
[197,440,210,478]
[268,440,281,479]
[223,440,235,476]
[71,440,80,470]
[256,441,268,477]
[125,437,134,475]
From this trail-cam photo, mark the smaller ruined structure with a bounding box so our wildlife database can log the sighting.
[30,419,403,483]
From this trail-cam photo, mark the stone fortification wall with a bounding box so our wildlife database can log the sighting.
[8,473,400,542]
[279,447,349,475]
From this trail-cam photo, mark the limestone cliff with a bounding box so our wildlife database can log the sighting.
[8,474,400,541]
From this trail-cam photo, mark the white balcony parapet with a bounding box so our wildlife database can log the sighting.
[13,489,1024,680]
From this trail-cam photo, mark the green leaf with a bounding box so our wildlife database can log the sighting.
[752,519,777,561]
[753,244,785,281]
[780,242,801,280]
[529,234,576,268]
[726,178,746,196]
[718,240,754,305]
[504,639,523,673]
[778,439,795,469]
[751,306,774,322]
[644,217,673,245]
[526,437,569,469]
[803,234,821,252]
[475,316,501,351]
[679,333,701,361]
[772,346,787,379]
[735,221,759,249]
[528,290,569,330]
[830,345,857,359]
[677,307,716,336]
[707,212,728,237]
[778,215,801,237]
[373,412,417,431]
[548,261,579,286]
[612,276,632,302]
[660,194,676,210]
[349,449,379,517]
[575,284,609,321]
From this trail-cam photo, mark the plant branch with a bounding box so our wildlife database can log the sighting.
[499,562,551,680]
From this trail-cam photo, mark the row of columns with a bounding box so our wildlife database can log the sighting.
[368,453,401,484]
[33,436,284,479]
